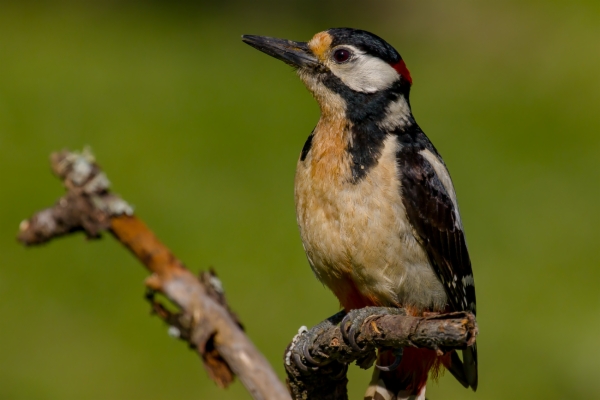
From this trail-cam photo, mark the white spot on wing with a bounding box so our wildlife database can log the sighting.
[462,274,475,286]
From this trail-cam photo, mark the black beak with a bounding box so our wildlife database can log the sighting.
[242,35,319,69]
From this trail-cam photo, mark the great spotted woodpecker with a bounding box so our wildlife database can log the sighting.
[243,28,478,399]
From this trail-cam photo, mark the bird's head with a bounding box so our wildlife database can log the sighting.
[242,28,412,119]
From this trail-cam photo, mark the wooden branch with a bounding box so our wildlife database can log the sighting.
[284,309,477,400]
[17,149,291,400]
[17,148,478,400]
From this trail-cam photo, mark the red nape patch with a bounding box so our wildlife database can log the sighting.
[392,60,412,85]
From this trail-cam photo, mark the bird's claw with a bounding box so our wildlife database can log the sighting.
[341,311,365,351]
[287,311,345,372]
[302,338,328,367]
[375,348,404,372]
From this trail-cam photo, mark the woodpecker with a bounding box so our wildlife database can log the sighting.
[243,28,478,399]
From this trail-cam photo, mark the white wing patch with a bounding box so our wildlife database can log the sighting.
[462,274,475,286]
[419,149,463,229]
[328,46,399,93]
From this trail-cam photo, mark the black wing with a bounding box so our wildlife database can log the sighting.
[398,145,478,390]
[398,148,475,313]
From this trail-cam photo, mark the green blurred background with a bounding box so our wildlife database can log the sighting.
[1,1,599,399]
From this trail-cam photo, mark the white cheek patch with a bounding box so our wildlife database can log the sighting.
[329,49,399,93]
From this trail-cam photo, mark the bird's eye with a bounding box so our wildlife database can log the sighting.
[333,48,351,63]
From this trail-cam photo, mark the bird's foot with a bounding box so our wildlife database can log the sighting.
[341,306,405,351]
[286,310,346,372]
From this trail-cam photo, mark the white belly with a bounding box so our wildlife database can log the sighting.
[294,135,447,311]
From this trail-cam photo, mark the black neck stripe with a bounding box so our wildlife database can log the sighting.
[320,73,412,182]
